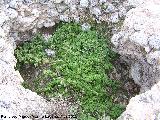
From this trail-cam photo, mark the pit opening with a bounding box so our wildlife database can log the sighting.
[14,21,140,120]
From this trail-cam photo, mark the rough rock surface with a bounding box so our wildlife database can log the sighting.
[112,0,160,92]
[2,0,160,119]
[112,0,160,119]
[0,0,127,119]
[118,82,160,120]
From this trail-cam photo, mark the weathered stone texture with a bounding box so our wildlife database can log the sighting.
[112,0,160,92]
[0,0,127,119]
[113,0,160,119]
[118,81,160,120]
[2,0,160,119]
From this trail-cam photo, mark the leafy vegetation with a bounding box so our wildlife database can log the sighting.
[15,35,48,67]
[15,22,125,119]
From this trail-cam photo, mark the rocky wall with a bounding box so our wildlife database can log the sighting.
[0,0,128,119]
[112,0,160,92]
[1,0,160,119]
[113,0,160,119]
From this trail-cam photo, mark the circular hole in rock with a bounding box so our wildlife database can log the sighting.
[14,22,140,120]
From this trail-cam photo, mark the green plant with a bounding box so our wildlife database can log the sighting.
[15,34,48,67]
[15,22,125,119]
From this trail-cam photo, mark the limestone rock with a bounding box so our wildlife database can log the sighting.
[8,0,23,9]
[109,12,119,23]
[0,85,55,119]
[5,8,18,19]
[0,11,9,26]
[105,3,117,13]
[99,0,107,4]
[118,81,160,120]
[146,51,160,65]
[90,0,98,7]
[56,3,68,13]
[1,0,155,120]
[118,5,127,18]
[111,0,160,91]
[90,7,101,17]
[81,23,91,31]
[113,0,160,119]
[127,0,160,7]
[80,0,89,7]
[53,0,64,4]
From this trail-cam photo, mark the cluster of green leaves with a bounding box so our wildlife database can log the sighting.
[15,22,125,119]
[15,35,49,67]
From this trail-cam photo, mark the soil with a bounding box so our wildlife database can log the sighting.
[109,56,140,105]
